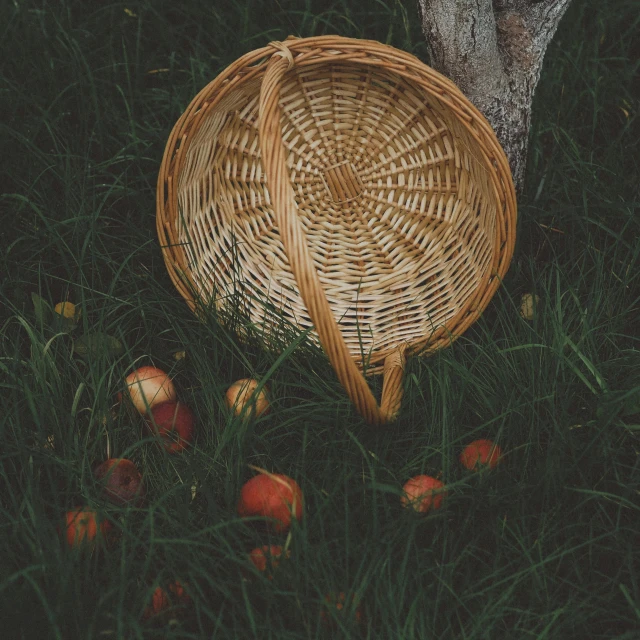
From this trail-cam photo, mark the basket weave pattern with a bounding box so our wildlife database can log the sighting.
[157,36,517,424]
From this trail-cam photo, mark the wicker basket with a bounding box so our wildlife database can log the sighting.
[157,35,517,425]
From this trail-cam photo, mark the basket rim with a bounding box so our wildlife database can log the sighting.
[156,34,517,370]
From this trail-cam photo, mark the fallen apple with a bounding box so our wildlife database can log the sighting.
[124,366,176,413]
[142,580,190,620]
[400,475,447,513]
[63,506,112,549]
[225,378,270,418]
[237,470,303,533]
[146,401,195,453]
[248,544,291,579]
[460,439,502,471]
[94,458,145,506]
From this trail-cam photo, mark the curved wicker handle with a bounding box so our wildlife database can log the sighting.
[258,42,406,425]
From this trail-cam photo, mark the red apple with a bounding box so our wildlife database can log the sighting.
[124,366,176,413]
[142,580,190,620]
[225,378,270,418]
[63,507,112,548]
[94,458,145,506]
[237,471,303,533]
[400,475,447,513]
[146,401,195,453]
[460,439,502,471]
[248,545,290,579]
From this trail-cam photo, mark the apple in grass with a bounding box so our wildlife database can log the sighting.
[145,401,195,453]
[460,439,502,471]
[63,507,112,549]
[123,366,176,414]
[237,469,303,533]
[248,545,291,579]
[94,458,145,506]
[142,580,191,620]
[400,475,447,513]
[225,378,270,418]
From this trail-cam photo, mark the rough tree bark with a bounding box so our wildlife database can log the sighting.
[417,0,573,194]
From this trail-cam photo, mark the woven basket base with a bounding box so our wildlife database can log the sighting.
[175,62,497,371]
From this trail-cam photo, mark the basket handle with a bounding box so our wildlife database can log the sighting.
[258,41,406,425]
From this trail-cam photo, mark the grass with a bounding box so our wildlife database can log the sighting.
[1,0,639,637]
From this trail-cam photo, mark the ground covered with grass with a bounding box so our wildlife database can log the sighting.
[1,0,639,638]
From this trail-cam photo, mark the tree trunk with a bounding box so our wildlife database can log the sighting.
[417,0,572,194]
